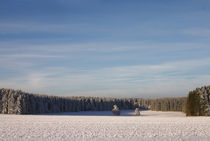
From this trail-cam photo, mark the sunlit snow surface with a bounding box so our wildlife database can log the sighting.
[0,111,210,141]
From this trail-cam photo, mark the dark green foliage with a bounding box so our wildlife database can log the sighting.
[185,91,200,116]
[185,86,210,116]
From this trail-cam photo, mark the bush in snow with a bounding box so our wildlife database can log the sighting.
[112,105,120,116]
[135,108,140,116]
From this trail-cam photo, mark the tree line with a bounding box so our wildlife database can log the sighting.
[0,88,186,114]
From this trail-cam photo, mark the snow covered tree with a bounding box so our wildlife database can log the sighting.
[112,105,120,116]
[135,108,140,116]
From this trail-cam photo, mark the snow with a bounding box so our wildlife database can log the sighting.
[0,111,210,141]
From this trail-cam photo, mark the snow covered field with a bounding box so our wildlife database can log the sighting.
[0,111,210,141]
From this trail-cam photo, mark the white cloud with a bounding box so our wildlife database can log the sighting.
[0,40,209,55]
[0,57,210,97]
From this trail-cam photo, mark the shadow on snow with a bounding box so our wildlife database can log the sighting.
[35,110,146,116]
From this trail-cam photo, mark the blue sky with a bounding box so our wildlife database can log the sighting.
[0,0,210,97]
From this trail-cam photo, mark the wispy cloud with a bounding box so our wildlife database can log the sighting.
[0,40,209,54]
[1,57,210,97]
[0,22,76,34]
[0,53,64,71]
[0,21,110,34]
[183,28,210,37]
[0,54,62,59]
